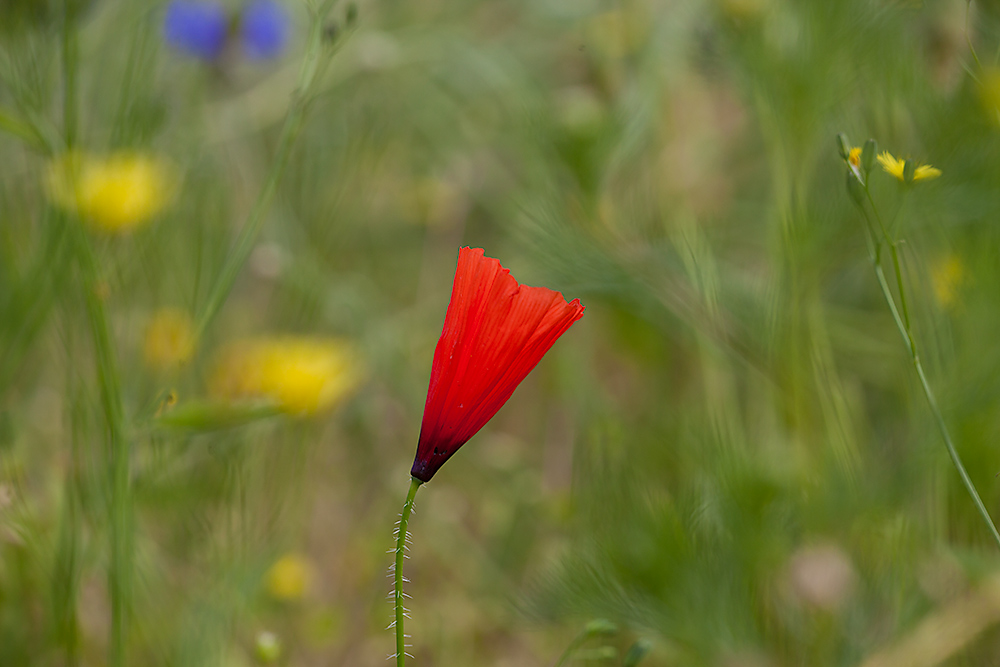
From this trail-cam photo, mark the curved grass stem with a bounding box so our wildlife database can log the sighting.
[70,220,131,667]
[855,184,1000,550]
[194,3,341,339]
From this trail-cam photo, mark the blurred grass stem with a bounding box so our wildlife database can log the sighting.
[855,182,1000,551]
[61,0,78,149]
[61,2,131,663]
[394,477,421,667]
[195,1,339,339]
[70,218,133,667]
[865,190,915,352]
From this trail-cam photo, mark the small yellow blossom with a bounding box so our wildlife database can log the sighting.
[265,553,314,601]
[931,254,966,309]
[143,308,195,370]
[47,152,173,233]
[210,337,362,415]
[876,151,941,182]
[847,147,862,169]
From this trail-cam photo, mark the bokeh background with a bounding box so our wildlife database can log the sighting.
[4,0,1000,665]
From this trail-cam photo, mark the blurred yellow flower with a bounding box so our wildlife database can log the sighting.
[876,151,941,182]
[265,553,314,601]
[47,151,173,232]
[143,308,195,370]
[931,254,966,309]
[210,337,362,415]
[847,147,862,169]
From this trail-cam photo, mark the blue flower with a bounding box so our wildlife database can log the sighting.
[240,0,289,60]
[163,1,229,61]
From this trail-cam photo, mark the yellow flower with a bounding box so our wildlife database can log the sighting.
[847,147,862,169]
[876,151,941,182]
[265,554,314,601]
[931,254,966,309]
[143,308,196,370]
[47,152,173,232]
[210,337,362,415]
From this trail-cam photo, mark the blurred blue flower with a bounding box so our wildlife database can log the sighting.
[163,1,228,61]
[240,0,289,60]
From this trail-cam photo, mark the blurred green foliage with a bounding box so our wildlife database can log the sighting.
[3,0,1000,665]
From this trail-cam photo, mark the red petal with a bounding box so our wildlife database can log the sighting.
[411,247,584,482]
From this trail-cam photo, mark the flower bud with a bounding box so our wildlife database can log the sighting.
[836,133,850,161]
[861,139,877,174]
[584,619,618,636]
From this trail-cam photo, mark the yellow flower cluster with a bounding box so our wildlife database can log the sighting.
[47,152,173,233]
[210,337,362,415]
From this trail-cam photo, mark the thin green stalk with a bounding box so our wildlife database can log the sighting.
[854,186,1000,550]
[60,3,121,663]
[864,188,914,343]
[394,477,422,667]
[194,4,336,339]
[71,223,131,666]
[61,0,78,149]
[965,0,984,75]
[52,468,80,665]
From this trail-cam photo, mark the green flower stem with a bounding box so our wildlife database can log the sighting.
[394,477,422,667]
[864,189,914,344]
[194,1,338,340]
[69,221,132,667]
[855,184,1000,550]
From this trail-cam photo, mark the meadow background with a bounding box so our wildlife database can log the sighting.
[3,0,1000,665]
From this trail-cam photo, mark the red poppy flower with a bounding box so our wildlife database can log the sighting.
[411,247,585,482]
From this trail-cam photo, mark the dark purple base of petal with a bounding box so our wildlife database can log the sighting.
[410,446,456,483]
